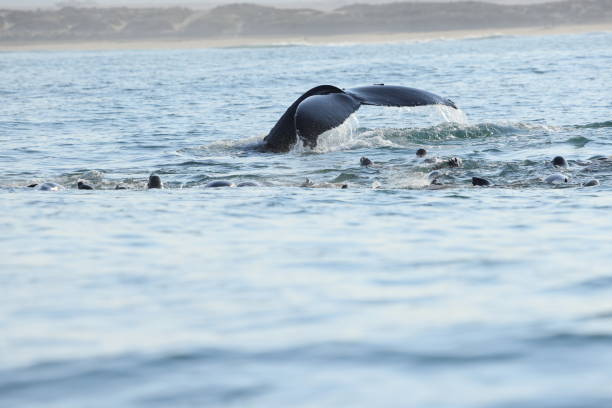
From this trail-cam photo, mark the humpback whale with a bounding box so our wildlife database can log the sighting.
[262,84,457,152]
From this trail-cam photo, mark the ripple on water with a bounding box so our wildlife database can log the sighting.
[2,33,612,408]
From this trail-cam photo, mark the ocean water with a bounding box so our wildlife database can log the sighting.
[1,32,612,407]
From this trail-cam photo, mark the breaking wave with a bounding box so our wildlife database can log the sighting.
[576,121,612,129]
[186,119,561,156]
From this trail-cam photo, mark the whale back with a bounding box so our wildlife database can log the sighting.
[264,85,345,152]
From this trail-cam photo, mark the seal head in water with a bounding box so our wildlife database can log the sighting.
[205,180,234,188]
[360,157,373,167]
[472,177,491,186]
[148,175,163,189]
[552,156,568,168]
[77,181,94,190]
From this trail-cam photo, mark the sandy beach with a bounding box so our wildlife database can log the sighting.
[1,23,610,52]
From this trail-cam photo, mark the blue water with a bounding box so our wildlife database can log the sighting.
[2,32,612,407]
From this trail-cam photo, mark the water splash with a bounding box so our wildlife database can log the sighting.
[292,115,363,154]
[386,170,432,189]
[436,105,469,124]
[291,106,472,154]
[377,105,470,127]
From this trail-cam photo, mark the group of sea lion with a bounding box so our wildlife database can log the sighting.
[20,84,605,192]
[24,150,603,191]
[25,174,260,191]
[359,150,601,189]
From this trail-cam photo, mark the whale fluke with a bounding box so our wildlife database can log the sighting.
[263,84,457,152]
[346,85,456,109]
[295,92,361,149]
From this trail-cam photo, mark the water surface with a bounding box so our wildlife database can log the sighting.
[1,32,612,407]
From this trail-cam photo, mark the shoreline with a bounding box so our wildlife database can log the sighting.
[1,23,610,52]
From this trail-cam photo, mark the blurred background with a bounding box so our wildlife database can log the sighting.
[2,0,572,9]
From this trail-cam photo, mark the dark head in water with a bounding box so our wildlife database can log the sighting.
[77,181,93,190]
[416,148,427,158]
[148,175,162,189]
[552,156,568,168]
[472,177,491,186]
[205,180,234,188]
[262,84,457,152]
[360,157,373,166]
[448,157,463,168]
[236,181,259,187]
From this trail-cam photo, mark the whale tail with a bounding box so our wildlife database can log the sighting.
[263,84,457,152]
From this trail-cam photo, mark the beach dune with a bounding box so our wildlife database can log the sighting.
[1,0,611,50]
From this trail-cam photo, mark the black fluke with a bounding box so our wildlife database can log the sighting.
[360,157,373,166]
[77,181,94,190]
[148,175,162,189]
[472,177,491,186]
[263,84,457,152]
[416,148,427,158]
[27,183,38,188]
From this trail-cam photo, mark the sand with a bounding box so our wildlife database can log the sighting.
[1,23,610,52]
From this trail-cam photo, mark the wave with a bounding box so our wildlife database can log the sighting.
[301,122,544,153]
[0,341,521,387]
[462,33,517,41]
[0,342,522,406]
[576,120,612,129]
[529,332,612,346]
[179,135,265,154]
[220,42,309,50]
[187,119,559,156]
[565,135,591,147]
[382,122,520,143]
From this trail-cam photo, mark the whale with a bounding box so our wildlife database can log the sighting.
[262,84,457,152]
